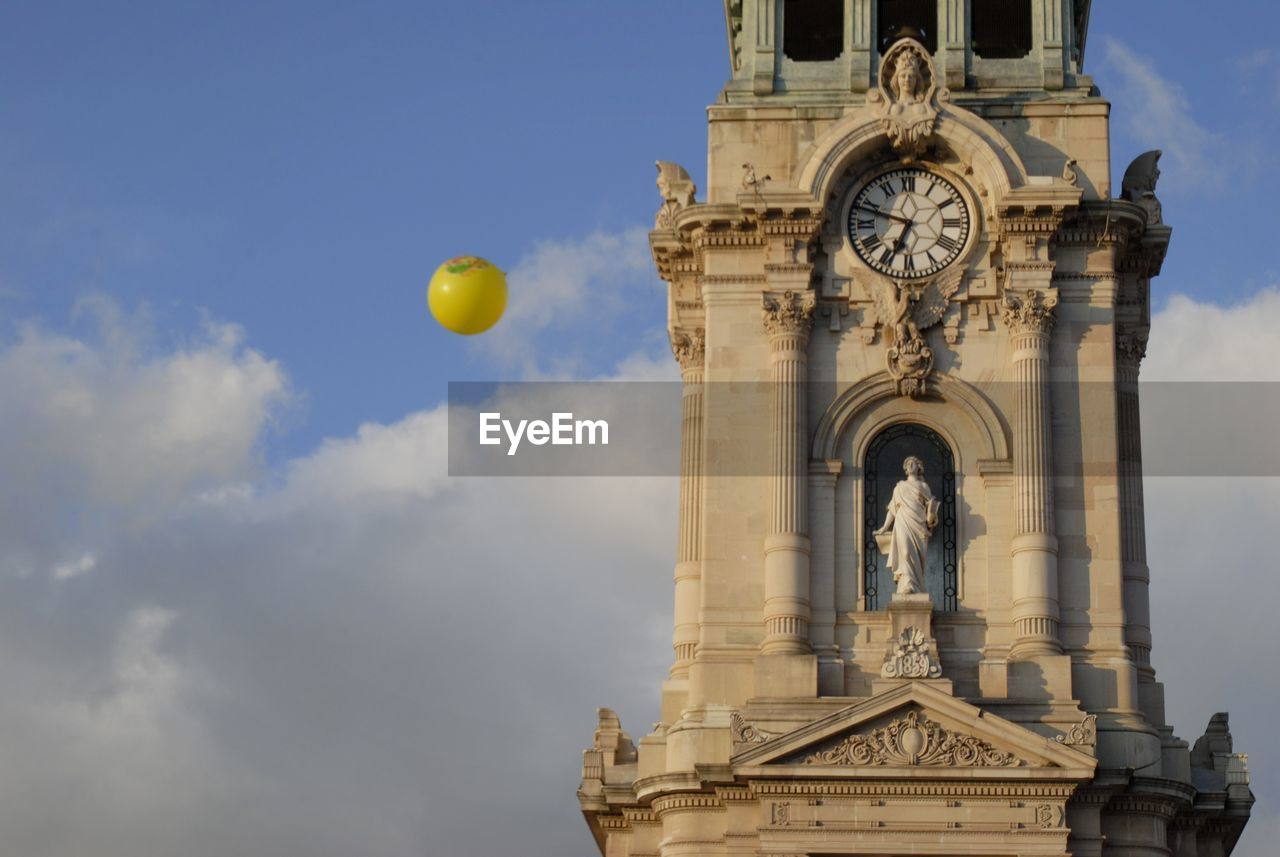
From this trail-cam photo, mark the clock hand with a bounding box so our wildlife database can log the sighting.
[858,205,912,225]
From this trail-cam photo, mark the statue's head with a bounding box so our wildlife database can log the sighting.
[891,51,923,102]
[903,456,924,477]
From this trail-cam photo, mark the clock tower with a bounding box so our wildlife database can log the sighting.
[579,3,1255,856]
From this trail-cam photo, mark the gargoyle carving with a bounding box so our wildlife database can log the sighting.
[655,161,697,229]
[868,39,948,159]
[867,270,962,396]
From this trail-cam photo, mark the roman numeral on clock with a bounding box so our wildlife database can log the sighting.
[936,234,960,253]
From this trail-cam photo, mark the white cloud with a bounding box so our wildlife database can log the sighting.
[1144,287,1280,381]
[474,227,660,376]
[51,551,97,580]
[1101,38,1225,192]
[0,294,675,857]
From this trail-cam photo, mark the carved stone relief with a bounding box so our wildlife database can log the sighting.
[867,38,949,159]
[881,626,942,679]
[867,270,961,396]
[796,710,1026,767]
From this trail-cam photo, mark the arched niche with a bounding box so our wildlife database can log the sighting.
[813,373,1010,467]
[863,423,956,610]
[811,372,1011,611]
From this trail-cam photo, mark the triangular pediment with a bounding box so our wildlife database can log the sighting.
[732,682,1095,780]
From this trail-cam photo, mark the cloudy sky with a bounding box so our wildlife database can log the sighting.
[0,3,1277,856]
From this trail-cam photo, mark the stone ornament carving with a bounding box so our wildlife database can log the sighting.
[1122,149,1163,224]
[1116,325,1149,365]
[670,327,706,369]
[867,39,948,159]
[798,710,1025,768]
[1062,157,1079,187]
[655,161,697,229]
[1036,803,1065,828]
[868,271,961,397]
[1000,289,1059,335]
[1054,714,1098,748]
[881,626,942,679]
[731,711,780,746]
[762,290,817,336]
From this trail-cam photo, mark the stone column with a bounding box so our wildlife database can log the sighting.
[670,327,706,680]
[1002,289,1063,658]
[752,0,776,94]
[1036,0,1065,89]
[938,0,966,89]
[848,0,873,91]
[761,290,816,655]
[1116,324,1154,679]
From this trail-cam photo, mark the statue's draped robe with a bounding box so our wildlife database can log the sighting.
[886,478,934,594]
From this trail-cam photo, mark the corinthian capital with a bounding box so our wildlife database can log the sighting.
[669,327,705,370]
[1001,289,1059,335]
[1116,324,1150,365]
[762,290,817,337]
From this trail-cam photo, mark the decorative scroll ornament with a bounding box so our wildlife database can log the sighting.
[731,711,781,746]
[867,39,948,160]
[1054,714,1098,748]
[655,161,697,229]
[799,710,1025,767]
[762,290,817,337]
[868,271,961,397]
[1000,289,1058,335]
[881,626,942,679]
[670,327,705,370]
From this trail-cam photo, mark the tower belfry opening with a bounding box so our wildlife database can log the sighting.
[973,0,1033,58]
[782,0,843,61]
[579,3,1255,856]
[878,0,936,53]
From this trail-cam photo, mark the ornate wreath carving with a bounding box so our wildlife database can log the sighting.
[798,710,1025,767]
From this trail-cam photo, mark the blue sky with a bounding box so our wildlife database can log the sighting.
[1,3,1276,453]
[1,4,1278,857]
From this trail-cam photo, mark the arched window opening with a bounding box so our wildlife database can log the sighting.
[783,0,843,62]
[973,0,1033,58]
[877,0,937,54]
[862,423,958,611]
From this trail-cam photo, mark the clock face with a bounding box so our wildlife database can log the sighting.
[847,168,971,279]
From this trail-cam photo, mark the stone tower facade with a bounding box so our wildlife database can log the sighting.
[578,3,1254,856]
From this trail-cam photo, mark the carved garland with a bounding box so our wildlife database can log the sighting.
[798,710,1026,768]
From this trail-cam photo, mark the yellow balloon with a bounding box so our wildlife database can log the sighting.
[427,256,508,335]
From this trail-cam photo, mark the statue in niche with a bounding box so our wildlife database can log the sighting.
[874,456,940,595]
